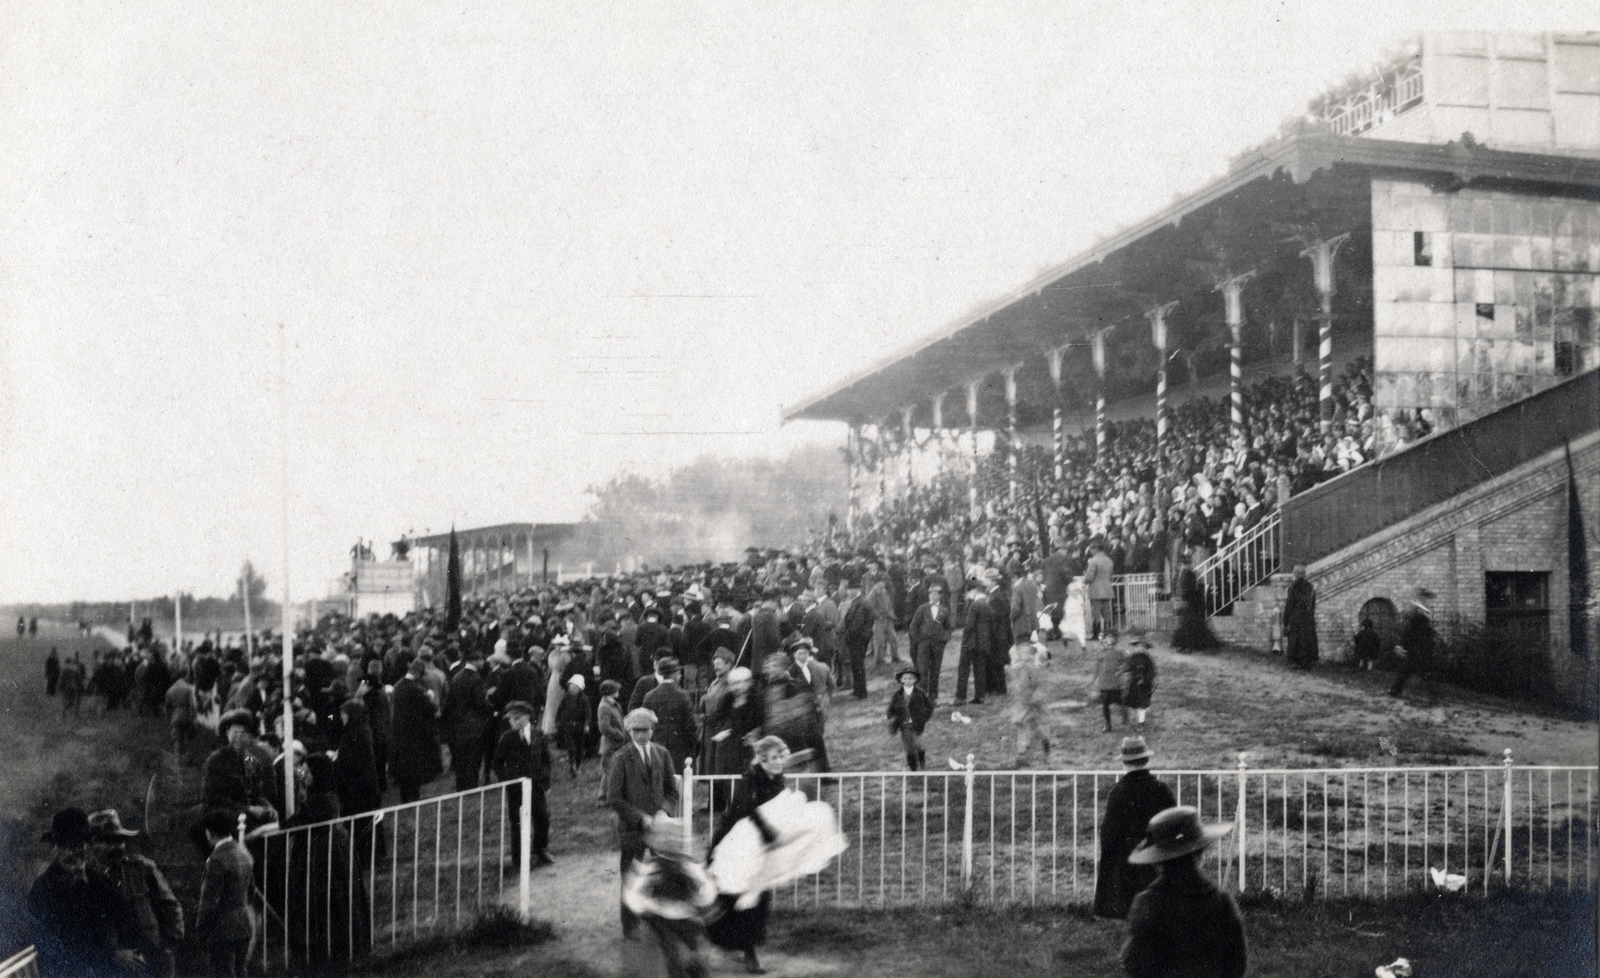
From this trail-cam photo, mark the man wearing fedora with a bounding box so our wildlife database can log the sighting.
[1121,806,1247,978]
[28,807,120,978]
[491,700,555,869]
[89,810,183,978]
[885,665,932,771]
[1093,737,1177,920]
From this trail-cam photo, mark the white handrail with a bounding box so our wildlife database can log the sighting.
[1194,511,1280,617]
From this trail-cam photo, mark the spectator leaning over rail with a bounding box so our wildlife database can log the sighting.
[1120,806,1246,978]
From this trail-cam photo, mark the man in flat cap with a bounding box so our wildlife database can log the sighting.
[605,708,679,939]
[90,810,183,978]
[491,701,554,869]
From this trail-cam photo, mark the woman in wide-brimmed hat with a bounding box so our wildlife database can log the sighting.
[1120,806,1247,978]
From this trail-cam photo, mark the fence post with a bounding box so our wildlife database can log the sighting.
[1502,749,1514,889]
[682,758,695,853]
[1235,753,1248,893]
[519,778,533,920]
[961,753,976,892]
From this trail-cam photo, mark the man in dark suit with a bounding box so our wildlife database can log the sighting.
[955,581,993,705]
[604,708,679,939]
[908,582,953,704]
[640,658,696,775]
[491,701,554,868]
[446,650,494,790]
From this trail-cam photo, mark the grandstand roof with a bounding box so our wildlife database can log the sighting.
[411,523,579,547]
[783,132,1600,425]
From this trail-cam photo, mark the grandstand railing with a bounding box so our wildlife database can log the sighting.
[0,948,37,978]
[1326,61,1425,137]
[1195,512,1281,617]
[248,778,531,973]
[1281,368,1599,566]
[682,753,1596,908]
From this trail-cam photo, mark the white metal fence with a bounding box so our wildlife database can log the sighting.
[1108,573,1171,634]
[0,949,37,978]
[248,778,532,972]
[683,754,1596,908]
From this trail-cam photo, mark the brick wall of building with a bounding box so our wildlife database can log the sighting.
[1299,429,1600,704]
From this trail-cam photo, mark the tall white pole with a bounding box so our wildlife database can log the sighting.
[173,593,182,657]
[278,324,295,821]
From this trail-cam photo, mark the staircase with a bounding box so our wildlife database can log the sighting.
[1195,511,1281,618]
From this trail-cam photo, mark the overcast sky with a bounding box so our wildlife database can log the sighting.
[1,1,1588,603]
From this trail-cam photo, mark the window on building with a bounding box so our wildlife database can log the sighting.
[1413,231,1433,267]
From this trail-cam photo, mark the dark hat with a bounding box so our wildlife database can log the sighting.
[894,665,921,682]
[1118,736,1154,764]
[1127,806,1233,865]
[503,700,536,717]
[42,807,93,846]
[599,679,622,697]
[88,809,139,839]
[656,656,681,676]
[711,646,736,664]
[218,709,256,736]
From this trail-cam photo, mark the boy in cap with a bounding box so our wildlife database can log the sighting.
[885,666,932,771]
[196,809,255,978]
[1121,806,1246,978]
[492,701,554,868]
[90,809,183,978]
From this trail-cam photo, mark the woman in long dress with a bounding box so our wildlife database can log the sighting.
[705,736,787,974]
[1170,556,1220,653]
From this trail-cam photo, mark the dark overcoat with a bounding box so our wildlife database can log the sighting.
[1093,768,1177,919]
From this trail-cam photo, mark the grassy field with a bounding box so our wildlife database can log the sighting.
[2,627,1595,976]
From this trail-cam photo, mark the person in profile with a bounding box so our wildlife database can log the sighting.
[1121,806,1246,978]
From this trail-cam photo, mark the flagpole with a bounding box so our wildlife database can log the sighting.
[278,323,295,821]
[241,562,255,661]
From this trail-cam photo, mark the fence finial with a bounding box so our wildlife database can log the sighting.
[1502,748,1514,768]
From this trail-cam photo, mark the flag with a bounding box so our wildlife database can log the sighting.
[446,526,462,633]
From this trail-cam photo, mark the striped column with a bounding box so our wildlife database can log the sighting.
[1300,234,1350,435]
[1146,302,1178,456]
[1217,270,1255,439]
[1003,365,1020,505]
[966,380,981,518]
[845,423,859,535]
[1091,330,1109,458]
[876,420,888,506]
[901,405,916,498]
[1046,347,1066,481]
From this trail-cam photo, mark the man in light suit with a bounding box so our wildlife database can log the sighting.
[196,810,254,978]
[788,639,832,732]
[604,708,679,939]
[1084,539,1116,641]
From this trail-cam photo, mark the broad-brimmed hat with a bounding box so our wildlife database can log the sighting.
[623,708,658,731]
[88,809,139,840]
[504,700,536,717]
[218,709,256,736]
[895,665,921,682]
[41,807,93,846]
[1119,736,1154,765]
[1127,806,1233,865]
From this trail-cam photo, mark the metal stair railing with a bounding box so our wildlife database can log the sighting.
[1195,511,1280,617]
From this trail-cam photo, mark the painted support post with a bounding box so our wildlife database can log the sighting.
[1003,365,1020,505]
[901,405,916,499]
[961,753,976,891]
[966,380,981,518]
[845,423,859,536]
[1300,234,1349,435]
[1217,271,1256,439]
[1146,302,1178,458]
[1091,330,1109,459]
[1047,346,1066,481]
[173,592,182,657]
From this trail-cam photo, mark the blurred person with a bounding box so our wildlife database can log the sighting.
[1389,588,1437,698]
[621,819,718,978]
[1007,640,1051,768]
[28,808,120,978]
[1089,638,1129,733]
[1122,633,1157,727]
[1083,539,1116,640]
[89,809,183,978]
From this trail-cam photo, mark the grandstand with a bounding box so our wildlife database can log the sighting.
[784,31,1600,707]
